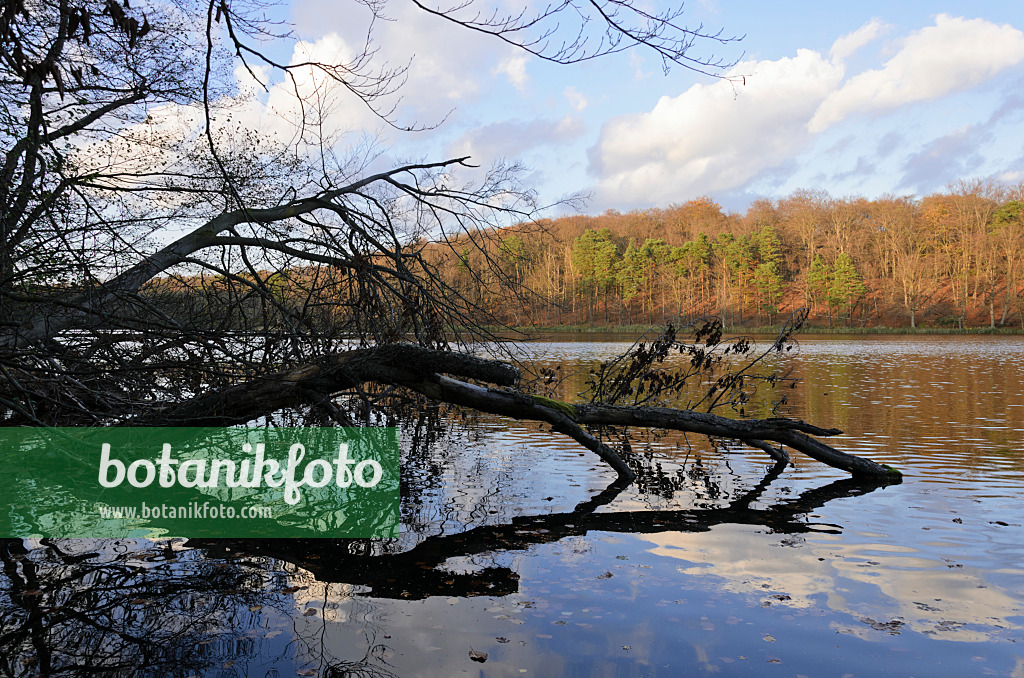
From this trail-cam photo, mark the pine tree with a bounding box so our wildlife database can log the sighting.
[572,228,620,322]
[807,254,831,326]
[828,252,867,326]
[753,225,785,322]
[754,261,783,323]
[619,240,645,304]
[757,224,784,270]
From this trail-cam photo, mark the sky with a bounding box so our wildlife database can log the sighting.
[243,1,1024,215]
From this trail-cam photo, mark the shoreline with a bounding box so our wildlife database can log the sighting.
[490,324,1024,336]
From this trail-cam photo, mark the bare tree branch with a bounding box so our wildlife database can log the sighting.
[124,343,899,480]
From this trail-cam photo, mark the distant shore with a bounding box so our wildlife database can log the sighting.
[495,324,1024,336]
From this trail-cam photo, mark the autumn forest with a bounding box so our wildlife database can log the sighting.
[430,178,1024,330]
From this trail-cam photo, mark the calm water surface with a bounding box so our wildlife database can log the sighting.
[2,335,1023,676]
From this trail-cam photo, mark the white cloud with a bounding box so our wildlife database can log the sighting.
[830,18,889,62]
[588,14,1024,207]
[495,55,530,91]
[448,116,585,163]
[289,0,516,123]
[564,86,588,111]
[590,49,844,205]
[811,15,1024,132]
[79,32,378,197]
[233,63,270,100]
[210,33,380,150]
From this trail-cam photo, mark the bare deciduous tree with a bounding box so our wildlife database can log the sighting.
[0,0,897,480]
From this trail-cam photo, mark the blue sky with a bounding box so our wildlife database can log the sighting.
[258,1,1024,214]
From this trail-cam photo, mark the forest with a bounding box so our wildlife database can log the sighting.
[424,180,1024,330]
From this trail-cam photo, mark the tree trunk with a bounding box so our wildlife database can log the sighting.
[129,344,902,482]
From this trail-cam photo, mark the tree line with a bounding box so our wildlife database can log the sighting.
[428,180,1024,329]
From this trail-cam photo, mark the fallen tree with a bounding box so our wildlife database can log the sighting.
[127,341,902,481]
[0,0,899,487]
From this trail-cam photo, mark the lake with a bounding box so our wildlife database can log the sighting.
[2,334,1023,676]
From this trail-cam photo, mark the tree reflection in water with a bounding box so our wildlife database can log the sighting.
[1,537,262,675]
[199,462,895,599]
[0,460,896,675]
